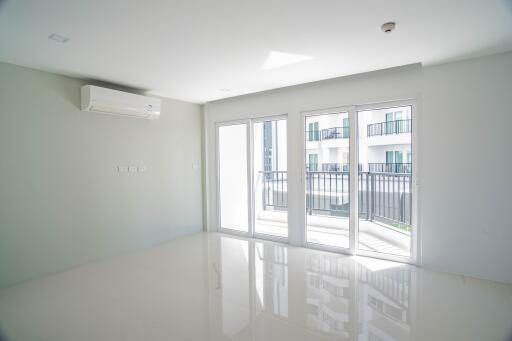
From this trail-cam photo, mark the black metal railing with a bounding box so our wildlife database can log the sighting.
[306,171,351,216]
[260,169,412,230]
[321,163,349,172]
[358,172,412,230]
[306,126,349,142]
[311,163,410,173]
[367,119,411,137]
[260,171,288,210]
[368,163,412,173]
[321,126,349,140]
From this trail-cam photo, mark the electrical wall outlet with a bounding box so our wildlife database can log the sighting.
[118,165,148,174]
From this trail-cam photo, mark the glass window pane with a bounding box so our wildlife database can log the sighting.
[305,111,350,249]
[358,106,412,257]
[253,119,288,238]
[219,124,249,232]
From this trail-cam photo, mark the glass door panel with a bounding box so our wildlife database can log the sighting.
[357,105,412,257]
[218,123,249,233]
[305,111,350,249]
[253,118,288,238]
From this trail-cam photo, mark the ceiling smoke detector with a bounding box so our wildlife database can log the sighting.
[381,22,396,33]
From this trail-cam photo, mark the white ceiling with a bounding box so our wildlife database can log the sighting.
[1,0,511,103]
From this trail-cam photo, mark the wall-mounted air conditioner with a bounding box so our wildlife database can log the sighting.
[80,85,161,119]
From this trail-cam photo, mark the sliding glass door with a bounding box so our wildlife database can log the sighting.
[304,110,351,249]
[218,123,250,233]
[303,102,416,261]
[253,118,288,239]
[217,101,416,262]
[357,105,413,258]
[217,117,288,240]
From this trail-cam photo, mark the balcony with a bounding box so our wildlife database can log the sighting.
[321,163,349,172]
[307,163,411,173]
[306,126,349,141]
[368,163,412,173]
[258,169,412,256]
[367,119,411,137]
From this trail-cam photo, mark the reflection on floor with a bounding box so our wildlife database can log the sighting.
[257,212,410,256]
[1,233,511,341]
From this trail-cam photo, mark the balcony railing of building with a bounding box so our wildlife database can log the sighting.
[307,163,411,173]
[260,170,412,232]
[368,163,412,173]
[321,163,349,172]
[367,119,411,137]
[261,170,288,210]
[306,126,349,142]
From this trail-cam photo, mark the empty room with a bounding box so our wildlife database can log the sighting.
[1,1,512,340]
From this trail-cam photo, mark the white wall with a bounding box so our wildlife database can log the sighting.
[0,62,203,288]
[205,51,512,283]
[420,52,512,283]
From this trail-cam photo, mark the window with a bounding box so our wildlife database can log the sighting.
[308,154,318,171]
[305,111,350,249]
[386,151,394,164]
[218,123,249,232]
[395,151,403,164]
[216,101,416,263]
[254,118,288,238]
[218,117,288,239]
[308,122,319,141]
[342,117,349,138]
[359,105,413,258]
[385,112,394,134]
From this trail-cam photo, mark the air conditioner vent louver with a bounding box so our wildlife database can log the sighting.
[81,85,161,119]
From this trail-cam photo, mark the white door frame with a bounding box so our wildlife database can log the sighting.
[300,99,419,264]
[214,98,419,265]
[216,115,289,243]
[216,119,252,238]
[300,105,355,255]
[251,115,289,243]
[354,99,419,264]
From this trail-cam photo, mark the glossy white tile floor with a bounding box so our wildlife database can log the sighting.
[1,232,511,341]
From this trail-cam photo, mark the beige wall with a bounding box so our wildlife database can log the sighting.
[0,62,203,288]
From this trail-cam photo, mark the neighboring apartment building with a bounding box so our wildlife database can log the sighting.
[305,107,412,173]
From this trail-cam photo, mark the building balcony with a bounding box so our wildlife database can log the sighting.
[257,169,412,256]
[306,126,349,142]
[367,119,411,137]
[368,163,412,173]
[306,163,411,173]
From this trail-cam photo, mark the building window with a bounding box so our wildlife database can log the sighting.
[394,151,403,164]
[308,122,319,141]
[386,151,394,164]
[385,112,394,134]
[308,154,318,171]
[342,117,349,138]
